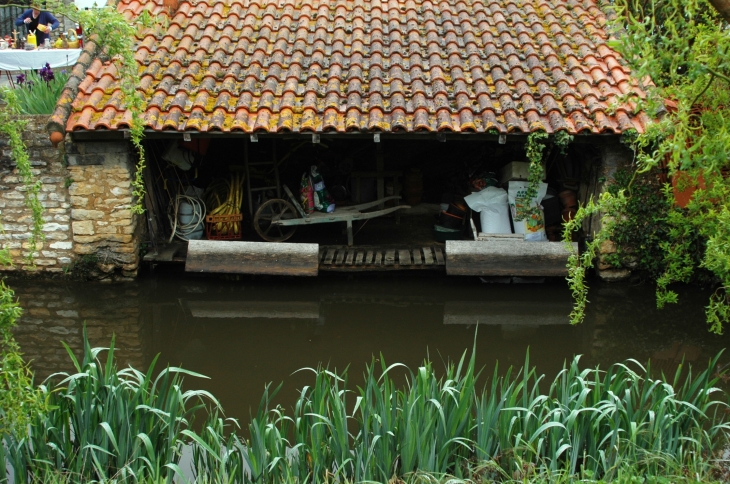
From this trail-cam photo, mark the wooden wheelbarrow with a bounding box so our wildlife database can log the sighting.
[254,185,410,245]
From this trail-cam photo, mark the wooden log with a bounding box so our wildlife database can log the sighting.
[186,240,319,276]
[384,250,395,265]
[323,248,335,265]
[412,249,422,265]
[345,250,355,265]
[365,250,374,265]
[335,249,346,265]
[398,249,411,265]
[445,240,577,276]
[374,251,383,265]
[355,251,365,265]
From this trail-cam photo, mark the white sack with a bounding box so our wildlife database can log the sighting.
[465,187,512,234]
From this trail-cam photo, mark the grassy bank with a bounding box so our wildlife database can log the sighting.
[1,331,728,483]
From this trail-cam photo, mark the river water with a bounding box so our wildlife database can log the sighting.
[9,273,730,422]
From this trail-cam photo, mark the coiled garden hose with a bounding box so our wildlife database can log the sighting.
[168,194,206,243]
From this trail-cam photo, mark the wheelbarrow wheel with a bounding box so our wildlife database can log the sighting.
[254,198,298,242]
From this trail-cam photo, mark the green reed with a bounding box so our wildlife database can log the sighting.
[0,328,221,483]
[1,332,728,484]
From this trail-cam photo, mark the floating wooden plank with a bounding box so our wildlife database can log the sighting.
[365,250,374,265]
[422,247,434,265]
[345,250,355,265]
[384,250,395,265]
[187,301,320,319]
[323,248,335,265]
[186,240,319,276]
[335,249,346,265]
[412,249,422,265]
[355,252,364,265]
[445,240,578,276]
[434,247,445,265]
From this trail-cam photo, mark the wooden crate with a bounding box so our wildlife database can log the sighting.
[205,213,243,240]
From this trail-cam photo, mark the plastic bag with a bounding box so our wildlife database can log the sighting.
[464,187,511,234]
[310,165,335,213]
[508,181,548,241]
[300,173,314,215]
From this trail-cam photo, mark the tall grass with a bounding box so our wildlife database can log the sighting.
[1,332,728,483]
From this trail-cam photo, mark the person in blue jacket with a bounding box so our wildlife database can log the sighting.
[15,1,59,46]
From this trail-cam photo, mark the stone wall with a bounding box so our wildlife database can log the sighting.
[0,115,142,279]
[585,139,634,282]
[0,115,73,272]
[66,139,141,280]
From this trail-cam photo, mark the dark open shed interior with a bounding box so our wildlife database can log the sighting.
[141,135,600,251]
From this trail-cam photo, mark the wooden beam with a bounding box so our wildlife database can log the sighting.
[186,240,319,276]
[445,240,577,276]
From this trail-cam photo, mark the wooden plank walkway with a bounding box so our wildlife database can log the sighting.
[319,246,446,271]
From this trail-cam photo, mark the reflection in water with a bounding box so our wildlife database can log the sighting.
[11,283,150,382]
[9,274,730,423]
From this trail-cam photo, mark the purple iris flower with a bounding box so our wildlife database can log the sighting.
[39,63,54,83]
[16,73,25,85]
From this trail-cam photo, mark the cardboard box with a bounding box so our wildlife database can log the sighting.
[499,161,546,185]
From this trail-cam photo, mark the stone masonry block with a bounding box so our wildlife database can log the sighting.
[71,209,105,221]
[72,221,94,235]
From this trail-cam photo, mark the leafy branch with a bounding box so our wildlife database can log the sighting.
[607,0,730,332]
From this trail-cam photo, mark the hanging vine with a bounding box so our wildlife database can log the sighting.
[63,3,149,214]
[521,132,548,219]
[0,90,45,263]
[562,191,627,325]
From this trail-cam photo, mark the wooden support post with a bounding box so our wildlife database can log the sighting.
[346,219,353,246]
[376,143,384,209]
[272,139,281,198]
[245,140,253,217]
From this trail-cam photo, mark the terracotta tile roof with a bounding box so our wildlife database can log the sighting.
[55,0,651,135]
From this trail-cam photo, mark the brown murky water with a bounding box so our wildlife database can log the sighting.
[9,273,730,422]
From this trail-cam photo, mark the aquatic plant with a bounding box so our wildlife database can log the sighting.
[1,333,728,483]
